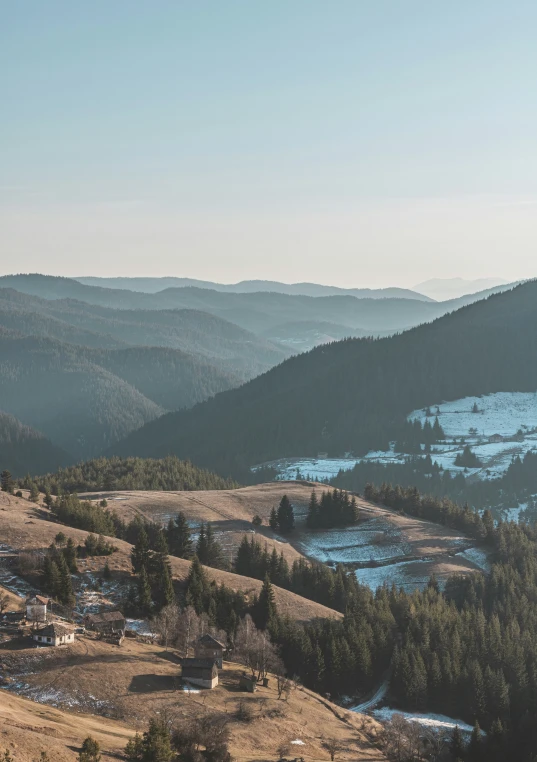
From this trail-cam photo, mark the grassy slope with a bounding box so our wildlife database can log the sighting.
[0,641,386,761]
[0,490,339,624]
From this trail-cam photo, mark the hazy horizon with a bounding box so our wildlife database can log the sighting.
[3,2,537,287]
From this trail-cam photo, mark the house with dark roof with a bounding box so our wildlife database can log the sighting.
[180,658,218,689]
[33,622,75,647]
[195,633,226,667]
[84,610,126,634]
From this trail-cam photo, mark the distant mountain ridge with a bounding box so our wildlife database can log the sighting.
[76,275,434,301]
[110,280,537,479]
[414,276,511,301]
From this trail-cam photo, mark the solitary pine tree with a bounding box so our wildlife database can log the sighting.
[78,736,101,762]
[254,575,278,630]
[29,482,40,503]
[167,512,193,558]
[0,470,13,494]
[277,495,294,533]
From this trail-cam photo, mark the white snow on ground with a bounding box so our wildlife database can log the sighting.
[298,523,412,565]
[456,547,490,572]
[253,393,537,488]
[291,740,306,745]
[252,457,361,481]
[409,392,537,437]
[354,560,432,593]
[0,566,36,598]
[126,619,155,637]
[350,680,389,713]
[372,707,474,735]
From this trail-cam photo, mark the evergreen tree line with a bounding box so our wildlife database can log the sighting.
[23,455,237,495]
[394,416,445,454]
[333,448,537,515]
[362,483,496,542]
[233,534,363,612]
[306,488,360,529]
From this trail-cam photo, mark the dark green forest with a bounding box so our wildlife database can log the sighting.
[0,412,69,476]
[25,456,237,494]
[110,280,537,479]
[333,449,537,515]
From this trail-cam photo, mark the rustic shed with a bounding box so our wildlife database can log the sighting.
[195,633,226,668]
[180,658,218,689]
[84,610,126,634]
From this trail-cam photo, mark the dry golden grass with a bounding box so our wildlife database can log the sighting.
[0,490,340,624]
[82,482,487,583]
[0,637,386,761]
[0,688,134,761]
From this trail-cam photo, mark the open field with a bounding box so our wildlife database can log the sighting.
[81,483,489,592]
[0,637,386,761]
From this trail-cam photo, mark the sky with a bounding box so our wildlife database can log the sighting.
[2,1,537,288]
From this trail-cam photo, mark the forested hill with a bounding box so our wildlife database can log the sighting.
[0,412,69,475]
[111,280,537,478]
[27,455,237,493]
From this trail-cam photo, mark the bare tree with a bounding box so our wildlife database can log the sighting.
[277,742,291,760]
[152,602,180,650]
[176,605,201,657]
[276,673,292,701]
[322,738,344,761]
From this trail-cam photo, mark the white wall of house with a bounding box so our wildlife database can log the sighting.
[33,632,75,647]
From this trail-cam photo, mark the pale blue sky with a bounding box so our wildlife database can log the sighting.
[2,1,537,286]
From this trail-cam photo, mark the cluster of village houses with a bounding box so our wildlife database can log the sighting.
[19,596,241,691]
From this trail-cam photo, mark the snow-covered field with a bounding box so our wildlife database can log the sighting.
[354,559,433,592]
[371,707,474,736]
[253,456,362,482]
[253,392,537,485]
[298,522,411,565]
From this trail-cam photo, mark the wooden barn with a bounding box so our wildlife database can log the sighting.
[33,622,75,647]
[180,658,218,689]
[84,610,126,634]
[195,633,226,668]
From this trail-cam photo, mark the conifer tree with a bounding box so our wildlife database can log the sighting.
[0,470,13,494]
[269,506,278,530]
[131,526,151,574]
[78,736,101,762]
[277,495,294,533]
[196,522,209,563]
[185,556,207,614]
[29,482,40,503]
[57,552,75,607]
[63,537,78,573]
[137,565,152,616]
[254,575,278,630]
[166,512,193,558]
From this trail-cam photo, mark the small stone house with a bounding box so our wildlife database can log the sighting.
[26,595,49,624]
[180,658,218,689]
[195,634,226,668]
[33,622,75,647]
[84,610,126,634]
